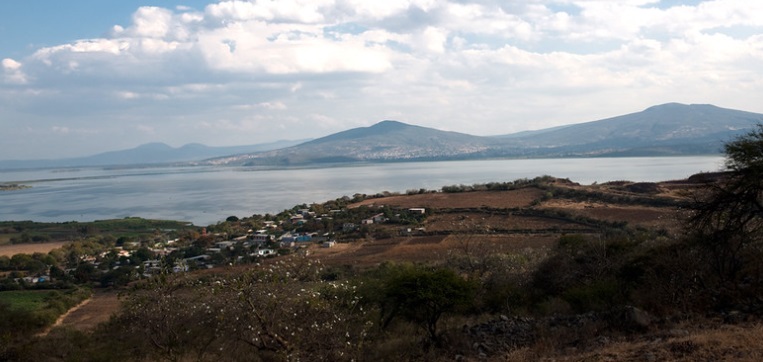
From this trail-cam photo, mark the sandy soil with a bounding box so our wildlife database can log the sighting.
[0,241,68,257]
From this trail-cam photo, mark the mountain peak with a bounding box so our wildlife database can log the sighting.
[368,120,411,131]
[373,120,407,126]
[133,142,173,151]
[644,103,720,112]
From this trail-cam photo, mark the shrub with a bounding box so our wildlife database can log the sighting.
[363,263,476,345]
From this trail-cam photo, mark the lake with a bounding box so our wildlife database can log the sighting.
[0,156,725,226]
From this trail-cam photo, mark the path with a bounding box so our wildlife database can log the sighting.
[37,290,121,337]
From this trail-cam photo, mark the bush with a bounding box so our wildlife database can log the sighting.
[363,263,476,345]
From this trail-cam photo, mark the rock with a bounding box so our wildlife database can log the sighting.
[625,306,652,329]
[668,329,689,337]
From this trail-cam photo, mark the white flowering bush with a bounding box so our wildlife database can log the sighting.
[112,256,372,361]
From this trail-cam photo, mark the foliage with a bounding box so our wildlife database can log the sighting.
[529,234,638,313]
[362,263,475,345]
[0,290,51,312]
[687,125,763,309]
[441,176,557,193]
[0,287,90,341]
[111,256,372,361]
[0,218,197,245]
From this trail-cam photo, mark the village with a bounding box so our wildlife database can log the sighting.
[1,199,429,288]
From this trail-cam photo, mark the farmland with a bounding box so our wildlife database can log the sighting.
[2,174,762,361]
[0,242,69,257]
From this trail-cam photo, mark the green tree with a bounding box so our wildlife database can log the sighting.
[372,264,475,345]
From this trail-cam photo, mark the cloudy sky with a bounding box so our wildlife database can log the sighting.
[2,0,762,160]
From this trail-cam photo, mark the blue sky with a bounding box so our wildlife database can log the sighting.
[2,0,763,160]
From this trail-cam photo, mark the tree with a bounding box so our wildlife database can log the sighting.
[689,125,763,306]
[372,264,475,345]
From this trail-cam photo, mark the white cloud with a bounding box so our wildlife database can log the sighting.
[206,0,333,23]
[2,0,763,159]
[2,58,28,84]
[129,7,175,38]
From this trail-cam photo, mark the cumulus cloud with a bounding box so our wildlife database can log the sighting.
[2,0,763,159]
[2,58,28,84]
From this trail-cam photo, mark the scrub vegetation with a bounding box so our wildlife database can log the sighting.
[2,128,763,361]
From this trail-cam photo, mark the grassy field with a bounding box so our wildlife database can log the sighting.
[0,290,54,312]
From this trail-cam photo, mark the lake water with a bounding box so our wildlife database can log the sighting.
[0,156,725,226]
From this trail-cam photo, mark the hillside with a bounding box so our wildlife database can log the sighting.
[0,139,308,170]
[215,120,498,166]
[213,103,763,165]
[6,173,763,361]
[502,103,763,156]
[4,103,760,169]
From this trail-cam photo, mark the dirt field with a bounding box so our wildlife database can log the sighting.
[0,241,68,257]
[539,199,683,230]
[329,180,692,267]
[310,233,557,267]
[351,188,545,209]
[54,290,121,332]
[424,212,595,233]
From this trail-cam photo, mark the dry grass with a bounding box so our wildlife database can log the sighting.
[539,200,681,229]
[425,212,594,232]
[309,233,556,267]
[495,323,763,362]
[351,188,545,209]
[53,290,121,332]
[0,241,68,257]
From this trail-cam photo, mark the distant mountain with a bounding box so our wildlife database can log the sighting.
[212,103,763,166]
[500,103,763,157]
[6,103,760,169]
[209,120,499,166]
[0,139,308,170]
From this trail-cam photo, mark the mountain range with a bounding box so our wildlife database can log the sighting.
[212,103,763,166]
[2,103,761,169]
[0,139,306,170]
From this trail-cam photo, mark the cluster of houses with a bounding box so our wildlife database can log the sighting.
[136,228,337,277]
[8,206,427,285]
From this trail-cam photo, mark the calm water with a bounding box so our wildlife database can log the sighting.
[0,156,724,226]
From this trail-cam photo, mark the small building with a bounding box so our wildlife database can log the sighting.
[252,233,273,244]
[215,241,235,250]
[409,208,426,214]
[253,249,276,257]
[362,213,387,225]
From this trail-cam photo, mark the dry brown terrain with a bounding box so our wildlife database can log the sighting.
[0,241,68,257]
[311,234,557,267]
[503,322,763,362]
[351,188,545,209]
[53,290,121,332]
[329,180,689,267]
[21,177,761,361]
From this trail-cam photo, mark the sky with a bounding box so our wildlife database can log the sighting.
[2,0,763,160]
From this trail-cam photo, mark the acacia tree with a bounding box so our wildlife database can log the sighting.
[371,264,475,345]
[689,125,763,305]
